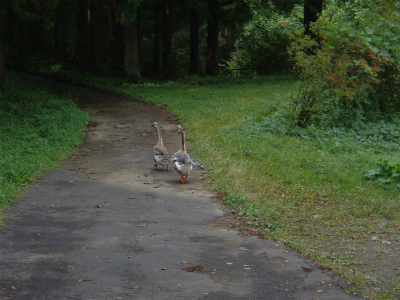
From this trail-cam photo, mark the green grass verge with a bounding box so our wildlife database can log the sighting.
[20,68,400,299]
[0,74,90,209]
[87,74,399,300]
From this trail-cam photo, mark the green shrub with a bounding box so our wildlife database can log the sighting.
[227,4,303,75]
[288,0,400,128]
[365,159,400,187]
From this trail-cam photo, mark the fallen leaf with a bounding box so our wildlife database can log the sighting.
[183,265,213,273]
[161,267,167,270]
[116,297,123,300]
[302,266,313,272]
[11,286,16,290]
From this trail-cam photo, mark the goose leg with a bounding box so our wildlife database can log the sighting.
[178,171,188,184]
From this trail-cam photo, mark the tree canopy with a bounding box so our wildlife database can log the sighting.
[1,0,399,126]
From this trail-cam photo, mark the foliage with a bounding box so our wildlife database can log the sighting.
[365,159,400,187]
[0,74,90,207]
[227,3,303,75]
[288,0,400,127]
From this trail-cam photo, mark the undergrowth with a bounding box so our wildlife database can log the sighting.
[0,74,90,208]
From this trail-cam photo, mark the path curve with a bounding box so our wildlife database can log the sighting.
[0,75,361,300]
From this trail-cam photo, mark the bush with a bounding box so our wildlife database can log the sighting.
[227,4,303,75]
[288,0,400,128]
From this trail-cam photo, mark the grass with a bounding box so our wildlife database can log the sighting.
[0,74,90,209]
[80,73,399,300]
[5,68,400,299]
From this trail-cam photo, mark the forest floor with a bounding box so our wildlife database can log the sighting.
[0,75,363,300]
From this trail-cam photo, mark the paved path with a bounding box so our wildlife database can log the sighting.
[0,76,361,300]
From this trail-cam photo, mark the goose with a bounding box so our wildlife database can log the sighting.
[167,125,205,183]
[152,122,169,171]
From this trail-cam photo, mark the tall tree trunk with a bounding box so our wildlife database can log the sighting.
[112,14,125,74]
[28,1,43,55]
[125,18,141,83]
[55,0,70,61]
[304,0,323,37]
[76,0,90,66]
[189,8,200,74]
[0,35,6,86]
[91,2,110,76]
[153,0,163,78]
[206,0,219,75]
[0,4,7,85]
[162,0,172,78]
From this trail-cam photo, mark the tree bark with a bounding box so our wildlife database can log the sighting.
[76,0,90,66]
[189,8,200,75]
[304,0,323,37]
[0,36,6,86]
[162,0,172,78]
[153,0,163,78]
[90,2,111,76]
[28,1,43,55]
[206,0,219,75]
[55,0,72,61]
[125,18,141,83]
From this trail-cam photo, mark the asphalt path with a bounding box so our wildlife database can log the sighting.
[0,75,362,300]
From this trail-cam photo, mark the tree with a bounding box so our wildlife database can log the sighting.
[189,7,200,74]
[206,0,219,75]
[90,1,111,76]
[55,1,74,62]
[125,18,141,82]
[0,0,7,85]
[162,0,173,78]
[153,0,163,78]
[76,0,90,66]
[0,35,6,85]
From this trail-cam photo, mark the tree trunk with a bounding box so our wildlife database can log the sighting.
[125,18,141,83]
[304,0,323,37]
[55,0,71,61]
[206,0,219,75]
[28,1,43,55]
[112,14,125,74]
[91,2,110,76]
[162,0,172,78]
[0,36,6,86]
[153,0,163,78]
[76,0,90,66]
[189,8,200,75]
